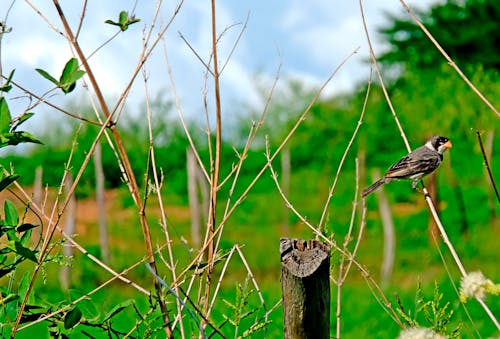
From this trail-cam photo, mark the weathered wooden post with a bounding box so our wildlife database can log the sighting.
[280,238,331,339]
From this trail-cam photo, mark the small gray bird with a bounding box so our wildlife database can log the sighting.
[362,136,452,197]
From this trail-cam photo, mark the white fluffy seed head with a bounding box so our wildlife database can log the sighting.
[397,327,447,339]
[459,271,493,301]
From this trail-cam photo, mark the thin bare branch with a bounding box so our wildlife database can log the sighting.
[476,131,500,203]
[265,136,403,328]
[399,0,500,118]
[172,48,359,289]
[220,12,249,74]
[317,62,371,232]
[178,31,214,77]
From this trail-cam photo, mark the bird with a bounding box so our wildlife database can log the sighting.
[362,136,452,198]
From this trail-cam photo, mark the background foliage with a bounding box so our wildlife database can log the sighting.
[1,0,499,338]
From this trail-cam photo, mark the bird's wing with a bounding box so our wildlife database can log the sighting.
[384,147,441,179]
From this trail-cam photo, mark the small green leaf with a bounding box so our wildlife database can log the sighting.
[19,272,36,304]
[105,11,140,31]
[61,82,76,94]
[60,70,85,94]
[0,69,15,93]
[17,223,38,233]
[0,293,19,304]
[64,307,82,329]
[0,266,16,278]
[59,58,85,94]
[62,70,85,87]
[35,68,59,86]
[0,97,12,134]
[102,299,134,322]
[0,174,20,192]
[4,199,18,226]
[104,19,118,26]
[0,131,43,148]
[11,112,35,131]
[119,10,128,25]
[20,229,32,247]
[7,240,37,262]
[60,58,79,83]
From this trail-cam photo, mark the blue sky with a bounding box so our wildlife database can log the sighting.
[1,0,438,126]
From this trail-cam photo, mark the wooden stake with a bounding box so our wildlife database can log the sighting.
[280,238,331,339]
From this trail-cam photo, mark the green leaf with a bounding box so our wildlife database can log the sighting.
[102,299,134,322]
[61,82,76,94]
[0,97,12,134]
[4,199,18,226]
[64,307,82,329]
[119,10,128,25]
[11,240,38,263]
[105,11,140,31]
[0,131,43,148]
[0,69,15,93]
[17,223,38,233]
[0,266,16,278]
[0,174,19,192]
[69,290,100,321]
[7,240,37,262]
[59,58,85,94]
[35,68,59,86]
[59,58,79,83]
[11,112,35,131]
[62,70,85,87]
[104,19,119,26]
[19,272,35,305]
[60,70,85,94]
[20,229,32,247]
[0,293,19,304]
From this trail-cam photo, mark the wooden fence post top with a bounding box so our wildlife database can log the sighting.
[280,237,331,278]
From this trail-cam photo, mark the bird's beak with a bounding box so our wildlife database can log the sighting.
[443,140,452,149]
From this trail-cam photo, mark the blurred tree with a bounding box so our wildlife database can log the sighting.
[379,0,500,72]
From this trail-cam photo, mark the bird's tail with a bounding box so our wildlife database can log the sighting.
[362,178,388,198]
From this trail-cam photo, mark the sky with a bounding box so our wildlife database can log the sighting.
[1,0,439,129]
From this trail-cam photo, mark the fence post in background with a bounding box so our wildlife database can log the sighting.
[372,169,395,288]
[281,146,291,235]
[280,238,331,339]
[60,173,76,290]
[33,166,43,244]
[187,148,201,248]
[426,172,439,242]
[94,141,109,263]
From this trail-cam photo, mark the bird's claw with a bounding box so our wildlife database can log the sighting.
[412,181,424,193]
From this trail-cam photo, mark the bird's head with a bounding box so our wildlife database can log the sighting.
[426,136,452,154]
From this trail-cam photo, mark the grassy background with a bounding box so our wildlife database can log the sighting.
[4,152,499,338]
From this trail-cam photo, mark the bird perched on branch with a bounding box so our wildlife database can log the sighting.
[362,136,452,198]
